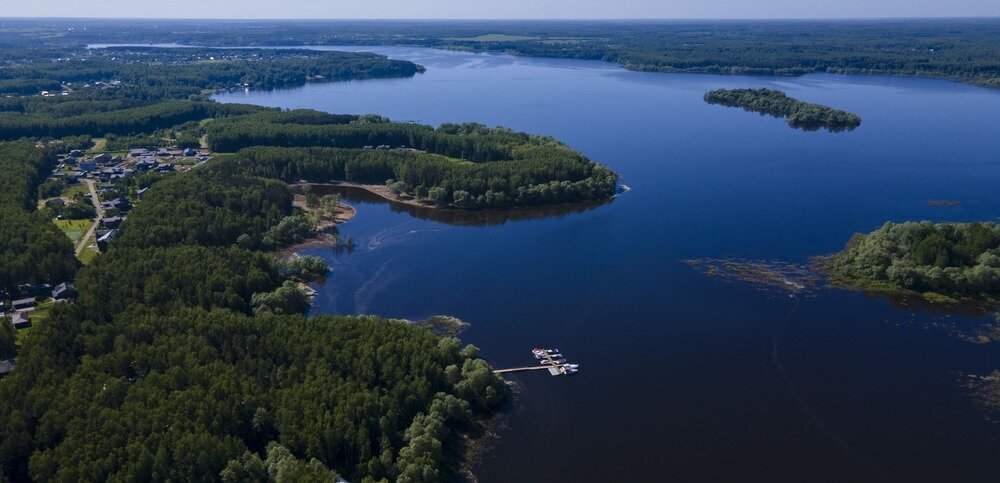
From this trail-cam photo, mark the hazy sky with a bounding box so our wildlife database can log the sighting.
[2,0,998,19]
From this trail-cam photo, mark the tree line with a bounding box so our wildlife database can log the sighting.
[6,19,994,88]
[0,47,422,96]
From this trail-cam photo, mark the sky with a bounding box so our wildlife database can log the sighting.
[1,0,998,20]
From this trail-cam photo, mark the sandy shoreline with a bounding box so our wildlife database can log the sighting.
[293,181,443,210]
[280,191,359,255]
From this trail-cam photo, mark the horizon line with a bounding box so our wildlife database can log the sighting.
[2,16,999,22]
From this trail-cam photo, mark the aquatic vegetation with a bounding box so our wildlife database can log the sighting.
[927,199,961,207]
[416,315,471,338]
[683,258,822,294]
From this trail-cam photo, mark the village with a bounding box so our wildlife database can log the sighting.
[0,142,213,376]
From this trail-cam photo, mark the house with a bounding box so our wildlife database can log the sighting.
[154,163,174,173]
[183,148,197,156]
[129,148,149,157]
[52,282,77,300]
[102,198,132,213]
[100,216,123,229]
[111,155,125,164]
[0,359,14,378]
[64,156,78,165]
[135,158,157,170]
[97,229,117,253]
[70,149,83,157]
[11,311,31,330]
[166,149,184,157]
[12,298,36,310]
[93,152,113,164]
[79,162,98,172]
[45,198,66,208]
[136,187,149,199]
[155,148,171,157]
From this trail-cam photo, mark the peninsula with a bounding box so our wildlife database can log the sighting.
[0,43,570,482]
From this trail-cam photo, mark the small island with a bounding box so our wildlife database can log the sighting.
[705,88,862,132]
[824,221,1000,306]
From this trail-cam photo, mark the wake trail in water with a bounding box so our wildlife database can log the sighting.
[772,295,880,476]
[366,221,450,251]
[354,256,398,314]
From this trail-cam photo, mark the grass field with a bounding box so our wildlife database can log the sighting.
[88,138,107,152]
[77,234,99,264]
[61,183,90,199]
[15,299,55,348]
[54,219,92,246]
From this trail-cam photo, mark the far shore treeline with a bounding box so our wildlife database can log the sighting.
[2,19,995,88]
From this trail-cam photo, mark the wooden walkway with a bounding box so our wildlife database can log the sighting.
[493,366,552,374]
[493,349,570,376]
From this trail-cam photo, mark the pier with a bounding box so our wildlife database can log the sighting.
[492,348,579,376]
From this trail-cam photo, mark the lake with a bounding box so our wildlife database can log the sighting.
[216,46,1000,481]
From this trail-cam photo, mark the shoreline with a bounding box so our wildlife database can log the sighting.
[294,181,444,210]
[279,192,358,256]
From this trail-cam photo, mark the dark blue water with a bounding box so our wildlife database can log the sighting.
[216,47,1000,482]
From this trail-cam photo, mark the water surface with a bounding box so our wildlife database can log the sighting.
[217,47,1000,482]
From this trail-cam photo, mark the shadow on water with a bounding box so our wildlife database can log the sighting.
[311,184,614,227]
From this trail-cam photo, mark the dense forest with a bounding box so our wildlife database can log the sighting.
[0,100,266,140]
[0,39,515,482]
[826,222,1000,305]
[1,305,507,481]
[0,142,79,296]
[704,88,862,131]
[205,112,619,208]
[2,19,996,87]
[0,150,511,481]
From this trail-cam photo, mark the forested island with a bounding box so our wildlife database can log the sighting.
[704,88,862,131]
[0,39,624,481]
[825,222,1000,306]
[3,19,996,88]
